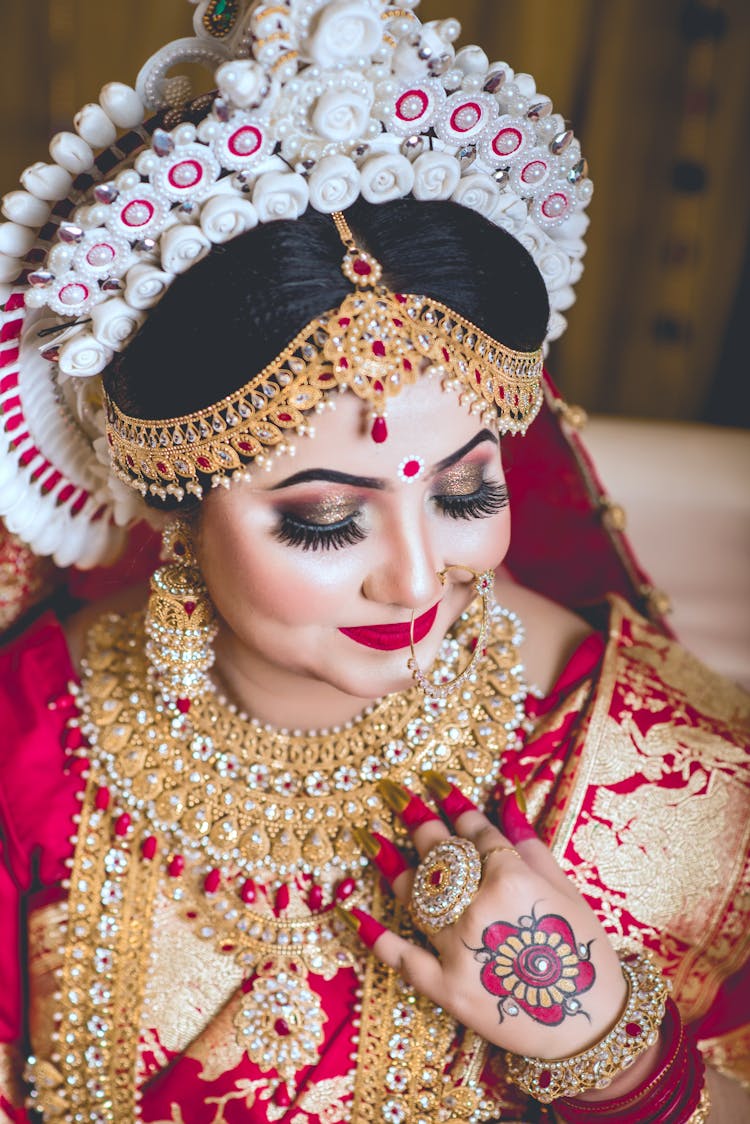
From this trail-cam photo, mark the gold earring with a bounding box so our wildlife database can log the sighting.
[144,519,218,713]
[407,567,495,699]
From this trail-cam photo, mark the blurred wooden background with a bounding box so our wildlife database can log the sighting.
[2,0,748,424]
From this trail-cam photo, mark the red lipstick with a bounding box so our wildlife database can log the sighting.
[339,602,439,651]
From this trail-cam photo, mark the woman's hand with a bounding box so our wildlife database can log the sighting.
[346,774,627,1061]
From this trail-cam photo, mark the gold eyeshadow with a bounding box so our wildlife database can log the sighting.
[434,462,486,495]
[280,495,360,525]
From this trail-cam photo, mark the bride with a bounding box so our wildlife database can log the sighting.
[0,3,747,1121]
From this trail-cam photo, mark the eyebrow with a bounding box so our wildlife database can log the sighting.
[269,429,498,492]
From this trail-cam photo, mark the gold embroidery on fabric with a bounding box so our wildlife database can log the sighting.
[546,596,750,1024]
[699,1023,750,1091]
[27,603,527,1121]
[141,889,244,1056]
[27,902,66,1065]
[0,1043,27,1112]
[293,1075,354,1120]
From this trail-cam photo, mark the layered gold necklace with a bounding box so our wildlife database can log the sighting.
[28,600,527,1123]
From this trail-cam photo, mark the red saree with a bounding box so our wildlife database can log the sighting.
[0,595,748,1123]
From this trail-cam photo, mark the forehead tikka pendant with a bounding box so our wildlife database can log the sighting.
[332,210,421,445]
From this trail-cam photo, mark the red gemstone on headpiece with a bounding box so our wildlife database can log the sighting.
[442,347,450,362]
[308,884,324,911]
[196,456,211,469]
[338,317,351,326]
[372,341,386,358]
[274,1019,291,1039]
[371,416,388,443]
[183,600,196,617]
[176,698,191,714]
[392,318,403,327]
[277,413,292,422]
[373,380,384,393]
[142,835,157,860]
[353,259,372,276]
[475,369,482,384]
[338,357,349,369]
[240,878,256,904]
[156,461,168,474]
[430,869,443,887]
[402,358,412,372]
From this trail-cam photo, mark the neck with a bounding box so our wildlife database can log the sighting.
[212,626,380,733]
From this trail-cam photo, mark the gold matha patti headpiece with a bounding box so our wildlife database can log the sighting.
[105,212,543,502]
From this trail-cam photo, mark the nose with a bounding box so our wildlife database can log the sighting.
[362,509,443,611]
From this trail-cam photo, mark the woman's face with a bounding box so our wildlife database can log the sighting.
[197,374,511,727]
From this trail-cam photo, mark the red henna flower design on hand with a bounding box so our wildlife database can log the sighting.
[476,908,595,1025]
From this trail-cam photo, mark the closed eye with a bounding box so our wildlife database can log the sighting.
[273,511,366,551]
[434,481,509,520]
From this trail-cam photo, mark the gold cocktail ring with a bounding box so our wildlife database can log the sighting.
[410,837,483,934]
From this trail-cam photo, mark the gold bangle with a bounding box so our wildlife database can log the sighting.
[504,950,669,1104]
[687,1084,711,1123]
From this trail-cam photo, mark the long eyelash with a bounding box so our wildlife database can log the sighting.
[274,513,366,551]
[436,481,509,520]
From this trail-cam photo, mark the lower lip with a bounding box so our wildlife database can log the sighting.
[339,602,440,652]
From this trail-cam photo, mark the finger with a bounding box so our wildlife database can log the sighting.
[353,827,416,905]
[424,770,518,861]
[337,905,445,1004]
[334,905,389,949]
[353,827,411,884]
[499,789,581,904]
[378,778,448,857]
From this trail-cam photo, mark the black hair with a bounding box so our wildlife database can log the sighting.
[105,197,549,422]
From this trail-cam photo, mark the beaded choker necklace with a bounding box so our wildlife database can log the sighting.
[35,600,527,1121]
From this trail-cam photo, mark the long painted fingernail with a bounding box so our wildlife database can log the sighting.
[378,778,411,812]
[500,790,536,843]
[354,827,410,883]
[423,770,477,821]
[352,826,382,859]
[334,905,387,949]
[377,779,440,828]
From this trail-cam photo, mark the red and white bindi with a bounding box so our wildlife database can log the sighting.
[397,455,425,483]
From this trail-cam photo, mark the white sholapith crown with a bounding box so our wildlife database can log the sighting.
[0,0,592,568]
